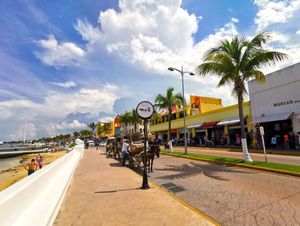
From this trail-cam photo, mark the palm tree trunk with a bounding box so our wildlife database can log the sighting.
[237,92,253,162]
[168,110,171,141]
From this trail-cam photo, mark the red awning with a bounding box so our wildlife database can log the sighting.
[201,122,219,128]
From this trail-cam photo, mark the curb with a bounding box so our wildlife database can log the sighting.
[129,167,219,225]
[161,152,300,178]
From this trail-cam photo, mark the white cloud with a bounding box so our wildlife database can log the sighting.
[35,35,86,66]
[0,83,121,140]
[50,81,77,88]
[254,0,300,31]
[45,120,87,132]
[296,30,300,35]
[8,122,38,141]
[74,19,103,44]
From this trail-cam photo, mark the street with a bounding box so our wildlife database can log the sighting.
[149,154,300,226]
[172,146,300,166]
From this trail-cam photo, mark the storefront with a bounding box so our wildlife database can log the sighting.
[248,62,300,149]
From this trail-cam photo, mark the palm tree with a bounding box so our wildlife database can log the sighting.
[120,111,131,135]
[103,123,111,135]
[196,32,287,162]
[88,122,96,133]
[155,87,183,141]
[130,109,142,133]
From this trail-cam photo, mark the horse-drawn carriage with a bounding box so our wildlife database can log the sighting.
[105,137,122,159]
[124,141,160,172]
[105,136,160,172]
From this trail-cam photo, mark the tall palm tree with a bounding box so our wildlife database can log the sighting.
[130,108,142,133]
[88,122,96,133]
[120,111,131,135]
[196,32,287,162]
[155,87,183,141]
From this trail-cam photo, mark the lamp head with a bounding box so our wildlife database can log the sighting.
[168,67,174,71]
[189,72,195,76]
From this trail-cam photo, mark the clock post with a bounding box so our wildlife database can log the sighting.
[136,101,154,190]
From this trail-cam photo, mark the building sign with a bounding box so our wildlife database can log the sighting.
[274,99,300,107]
[190,96,200,109]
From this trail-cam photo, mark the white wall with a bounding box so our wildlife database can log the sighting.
[0,139,84,226]
[249,63,300,121]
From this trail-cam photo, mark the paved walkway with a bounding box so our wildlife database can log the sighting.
[54,148,216,226]
[150,155,300,226]
[170,146,300,166]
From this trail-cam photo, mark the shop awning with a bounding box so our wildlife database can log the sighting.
[201,122,219,128]
[187,123,203,129]
[217,119,240,126]
[252,112,293,124]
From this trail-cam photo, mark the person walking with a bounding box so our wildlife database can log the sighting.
[24,159,38,176]
[95,139,99,150]
[284,134,289,149]
[36,154,43,169]
[122,139,130,166]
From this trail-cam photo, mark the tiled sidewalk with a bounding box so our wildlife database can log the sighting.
[54,148,216,226]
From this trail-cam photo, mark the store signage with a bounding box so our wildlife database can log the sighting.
[259,126,264,136]
[136,101,154,119]
[274,99,300,107]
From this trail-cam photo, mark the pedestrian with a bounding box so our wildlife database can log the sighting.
[24,159,38,176]
[283,134,289,149]
[36,154,43,169]
[95,139,99,150]
[122,139,130,166]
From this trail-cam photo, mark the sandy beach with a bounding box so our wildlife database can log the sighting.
[0,151,66,191]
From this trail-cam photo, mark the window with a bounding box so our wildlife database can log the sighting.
[172,113,176,120]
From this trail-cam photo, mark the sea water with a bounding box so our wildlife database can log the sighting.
[0,157,22,171]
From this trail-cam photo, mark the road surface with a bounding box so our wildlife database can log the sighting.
[149,154,300,226]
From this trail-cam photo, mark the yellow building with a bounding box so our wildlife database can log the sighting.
[96,121,115,137]
[150,96,252,145]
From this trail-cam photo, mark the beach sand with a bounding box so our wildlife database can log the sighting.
[0,151,66,191]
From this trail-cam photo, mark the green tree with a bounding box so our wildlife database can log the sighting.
[130,108,142,133]
[196,32,287,162]
[121,111,131,135]
[155,87,183,141]
[73,131,80,137]
[103,123,111,135]
[80,129,93,137]
[88,122,96,133]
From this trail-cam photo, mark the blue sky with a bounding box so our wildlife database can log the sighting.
[0,0,300,141]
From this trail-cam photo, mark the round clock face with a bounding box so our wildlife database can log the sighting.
[136,101,154,119]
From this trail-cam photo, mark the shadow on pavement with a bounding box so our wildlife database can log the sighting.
[109,162,123,167]
[155,161,255,181]
[161,182,185,193]
[94,187,140,194]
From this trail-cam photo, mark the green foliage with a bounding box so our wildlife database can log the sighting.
[88,122,96,132]
[68,143,76,148]
[161,151,300,174]
[155,87,183,140]
[196,32,287,99]
[79,129,93,137]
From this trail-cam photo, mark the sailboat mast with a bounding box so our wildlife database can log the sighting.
[23,121,27,144]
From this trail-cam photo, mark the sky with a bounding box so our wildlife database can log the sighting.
[0,0,300,141]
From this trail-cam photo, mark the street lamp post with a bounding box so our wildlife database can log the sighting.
[168,66,194,154]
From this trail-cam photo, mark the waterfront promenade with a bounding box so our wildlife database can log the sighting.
[54,147,216,226]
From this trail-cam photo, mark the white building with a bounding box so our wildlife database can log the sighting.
[248,62,300,148]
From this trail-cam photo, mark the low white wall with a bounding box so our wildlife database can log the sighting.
[0,139,84,226]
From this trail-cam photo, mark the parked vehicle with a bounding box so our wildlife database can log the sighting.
[87,140,95,147]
